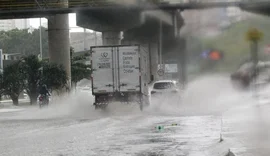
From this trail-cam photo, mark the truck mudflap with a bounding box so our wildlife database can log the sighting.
[93,94,112,110]
[93,92,150,111]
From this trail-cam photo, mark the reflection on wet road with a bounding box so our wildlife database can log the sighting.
[0,74,244,156]
[0,114,221,156]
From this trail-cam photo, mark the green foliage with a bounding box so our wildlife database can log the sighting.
[22,55,68,104]
[21,55,42,104]
[41,63,68,91]
[0,27,48,57]
[197,16,270,72]
[1,62,25,105]
[1,55,68,105]
[70,47,91,87]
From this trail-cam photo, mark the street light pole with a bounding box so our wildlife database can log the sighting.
[39,18,43,60]
[159,19,163,66]
[84,28,87,50]
[94,31,97,46]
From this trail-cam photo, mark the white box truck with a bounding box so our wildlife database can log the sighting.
[90,45,151,110]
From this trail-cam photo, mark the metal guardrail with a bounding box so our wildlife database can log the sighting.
[0,0,268,11]
[0,0,163,10]
[0,0,107,10]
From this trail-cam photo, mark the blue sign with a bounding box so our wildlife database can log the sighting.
[201,50,210,59]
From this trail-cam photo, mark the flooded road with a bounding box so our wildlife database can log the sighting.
[0,74,249,156]
[0,115,221,156]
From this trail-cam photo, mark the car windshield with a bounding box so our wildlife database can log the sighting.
[238,62,254,72]
[153,82,174,89]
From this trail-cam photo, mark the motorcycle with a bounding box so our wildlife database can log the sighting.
[38,94,50,108]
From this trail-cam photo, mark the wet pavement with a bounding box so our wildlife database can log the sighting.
[222,84,270,156]
[0,74,256,156]
[0,112,221,156]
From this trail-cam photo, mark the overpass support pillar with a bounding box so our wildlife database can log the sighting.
[102,31,121,45]
[48,14,71,89]
[174,10,186,87]
[150,43,159,81]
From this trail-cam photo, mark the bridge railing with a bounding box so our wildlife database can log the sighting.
[0,0,164,11]
[0,0,269,14]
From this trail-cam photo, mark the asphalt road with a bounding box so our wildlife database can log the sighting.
[0,74,248,156]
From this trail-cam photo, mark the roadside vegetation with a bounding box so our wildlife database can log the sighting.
[187,15,270,75]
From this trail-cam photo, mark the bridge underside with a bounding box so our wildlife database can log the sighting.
[76,10,142,32]
[77,8,186,81]
[242,6,270,16]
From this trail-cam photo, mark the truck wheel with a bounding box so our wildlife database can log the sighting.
[100,103,108,110]
[139,96,145,111]
[145,96,150,107]
[94,103,108,110]
[140,102,143,111]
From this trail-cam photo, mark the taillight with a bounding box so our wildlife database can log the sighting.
[39,96,43,100]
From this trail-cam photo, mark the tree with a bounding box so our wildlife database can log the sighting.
[28,27,49,58]
[20,55,68,104]
[0,27,48,57]
[21,55,42,105]
[41,63,68,93]
[0,29,30,55]
[70,47,91,88]
[2,62,25,105]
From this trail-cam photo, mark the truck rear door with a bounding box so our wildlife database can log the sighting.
[91,47,114,94]
[118,46,140,92]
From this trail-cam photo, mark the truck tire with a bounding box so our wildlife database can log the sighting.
[95,103,108,110]
[138,95,144,111]
[140,103,143,111]
[139,95,150,111]
[94,95,109,110]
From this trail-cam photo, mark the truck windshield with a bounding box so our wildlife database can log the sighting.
[153,82,174,89]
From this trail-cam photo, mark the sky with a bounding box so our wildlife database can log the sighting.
[29,13,91,32]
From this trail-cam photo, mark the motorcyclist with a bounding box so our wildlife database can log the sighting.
[39,84,50,104]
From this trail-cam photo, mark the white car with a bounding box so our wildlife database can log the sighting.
[151,80,179,95]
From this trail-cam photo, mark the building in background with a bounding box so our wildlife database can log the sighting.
[0,19,30,31]
[2,53,21,61]
[0,20,15,31]
[70,31,102,52]
[14,19,30,30]
[0,52,22,69]
[41,21,48,28]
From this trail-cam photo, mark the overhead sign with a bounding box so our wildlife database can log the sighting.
[246,28,263,42]
[201,50,223,61]
[157,69,165,76]
[165,64,177,73]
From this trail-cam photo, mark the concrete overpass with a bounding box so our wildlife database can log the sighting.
[1,1,270,19]
[1,0,270,87]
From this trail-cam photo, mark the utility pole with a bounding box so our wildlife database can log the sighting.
[84,28,87,50]
[39,18,43,60]
[159,19,163,66]
[246,28,263,97]
[94,31,97,46]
